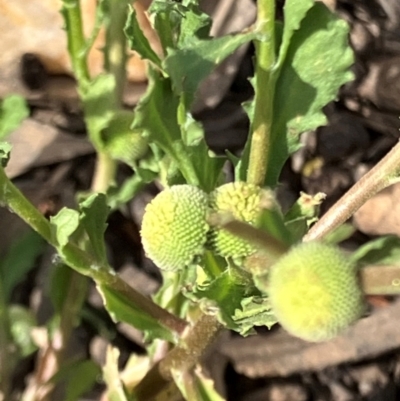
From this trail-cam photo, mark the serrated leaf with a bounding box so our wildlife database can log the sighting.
[265,3,354,185]
[150,2,182,51]
[98,284,175,342]
[79,193,109,264]
[276,0,314,68]
[124,5,162,68]
[50,208,80,248]
[0,229,44,301]
[131,69,201,186]
[178,0,211,44]
[183,118,225,192]
[150,0,211,52]
[351,235,400,266]
[192,268,274,335]
[233,296,276,329]
[241,3,354,186]
[0,95,29,139]
[132,69,181,153]
[163,31,257,108]
[81,74,116,149]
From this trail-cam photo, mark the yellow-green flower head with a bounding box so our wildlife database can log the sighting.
[208,182,263,259]
[267,242,365,342]
[141,185,209,271]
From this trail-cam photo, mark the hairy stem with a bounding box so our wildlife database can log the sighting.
[91,151,117,193]
[304,141,400,242]
[62,0,90,86]
[247,0,276,186]
[62,0,119,193]
[132,314,223,401]
[104,0,130,109]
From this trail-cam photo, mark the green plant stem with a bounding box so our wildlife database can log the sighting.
[208,213,288,258]
[0,167,188,336]
[247,0,276,187]
[97,0,130,192]
[105,0,130,109]
[304,141,400,242]
[132,314,223,401]
[91,151,117,193]
[63,0,118,193]
[62,0,90,86]
[62,245,187,335]
[0,169,53,244]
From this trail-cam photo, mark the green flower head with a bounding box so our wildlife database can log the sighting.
[141,185,209,271]
[208,181,263,259]
[267,242,365,342]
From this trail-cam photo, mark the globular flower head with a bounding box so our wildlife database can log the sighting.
[140,185,209,271]
[208,182,263,259]
[266,242,365,342]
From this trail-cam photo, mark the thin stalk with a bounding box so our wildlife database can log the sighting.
[91,151,117,193]
[132,314,223,401]
[104,0,130,109]
[61,245,187,335]
[304,141,400,242]
[208,213,289,258]
[0,167,53,244]
[62,0,90,86]
[0,167,187,335]
[63,0,119,193]
[93,0,130,192]
[247,0,276,186]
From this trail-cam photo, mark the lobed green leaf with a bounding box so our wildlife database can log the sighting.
[265,3,354,185]
[192,267,275,335]
[164,31,257,108]
[124,5,162,68]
